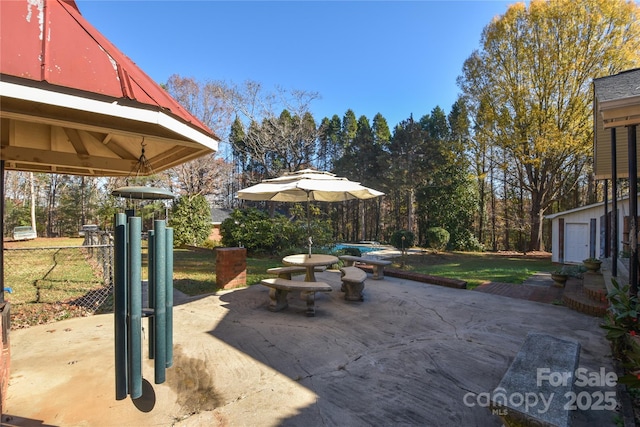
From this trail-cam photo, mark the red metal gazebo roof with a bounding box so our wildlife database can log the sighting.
[0,0,215,139]
[0,0,219,176]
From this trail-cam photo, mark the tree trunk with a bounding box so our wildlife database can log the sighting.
[477,182,485,245]
[408,188,415,235]
[519,185,525,253]
[529,193,545,252]
[80,176,86,227]
[477,150,487,246]
[503,166,510,251]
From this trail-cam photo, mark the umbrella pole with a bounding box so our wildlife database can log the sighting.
[307,192,312,258]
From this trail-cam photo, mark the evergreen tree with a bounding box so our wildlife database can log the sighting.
[170,195,212,247]
[382,116,426,235]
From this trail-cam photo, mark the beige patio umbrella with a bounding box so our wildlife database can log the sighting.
[238,169,384,255]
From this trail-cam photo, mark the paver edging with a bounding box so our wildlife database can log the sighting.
[373,267,467,289]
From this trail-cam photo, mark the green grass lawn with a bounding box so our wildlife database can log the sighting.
[4,237,108,328]
[171,247,280,296]
[4,237,554,327]
[390,251,555,289]
[172,248,554,294]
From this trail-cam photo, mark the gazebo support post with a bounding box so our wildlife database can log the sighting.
[604,179,609,257]
[628,125,638,298]
[0,160,8,416]
[611,127,618,277]
[1,160,4,304]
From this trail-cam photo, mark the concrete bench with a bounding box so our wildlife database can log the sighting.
[338,255,392,279]
[490,333,580,427]
[340,266,368,301]
[266,266,306,279]
[260,278,332,317]
[266,266,327,280]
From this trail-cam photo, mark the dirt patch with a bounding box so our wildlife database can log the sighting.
[166,345,222,417]
[10,302,94,329]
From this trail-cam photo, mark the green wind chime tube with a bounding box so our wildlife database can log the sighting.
[114,213,128,400]
[128,216,143,399]
[165,227,174,369]
[148,229,155,360]
[153,220,167,384]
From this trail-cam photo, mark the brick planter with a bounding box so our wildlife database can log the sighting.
[216,247,247,290]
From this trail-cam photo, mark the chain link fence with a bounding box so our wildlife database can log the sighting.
[4,231,114,326]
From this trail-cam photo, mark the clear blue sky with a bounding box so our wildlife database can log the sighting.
[77,0,514,130]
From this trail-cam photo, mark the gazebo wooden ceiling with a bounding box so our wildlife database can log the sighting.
[0,0,220,177]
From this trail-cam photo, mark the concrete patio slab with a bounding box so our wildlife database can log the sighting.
[2,271,618,426]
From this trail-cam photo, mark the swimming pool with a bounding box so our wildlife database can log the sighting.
[333,243,381,254]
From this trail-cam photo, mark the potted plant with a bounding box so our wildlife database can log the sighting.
[551,268,569,287]
[582,257,602,273]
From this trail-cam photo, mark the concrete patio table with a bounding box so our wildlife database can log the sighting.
[282,254,338,282]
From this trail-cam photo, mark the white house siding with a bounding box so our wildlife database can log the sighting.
[547,198,634,264]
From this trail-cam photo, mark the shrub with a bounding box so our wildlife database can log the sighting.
[451,232,485,252]
[220,208,274,253]
[170,195,212,247]
[220,207,333,255]
[601,279,640,388]
[390,230,415,251]
[425,227,450,252]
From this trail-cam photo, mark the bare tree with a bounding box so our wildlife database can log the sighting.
[169,156,233,198]
[164,74,235,139]
[163,75,237,197]
[227,80,321,178]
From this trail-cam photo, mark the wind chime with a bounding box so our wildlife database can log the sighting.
[111,141,176,220]
[112,142,175,401]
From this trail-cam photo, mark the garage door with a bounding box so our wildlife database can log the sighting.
[565,223,589,263]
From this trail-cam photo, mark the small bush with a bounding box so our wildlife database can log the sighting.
[390,230,415,251]
[425,227,450,252]
[452,233,484,252]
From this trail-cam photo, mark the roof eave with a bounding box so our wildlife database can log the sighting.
[599,94,640,129]
[0,79,219,151]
